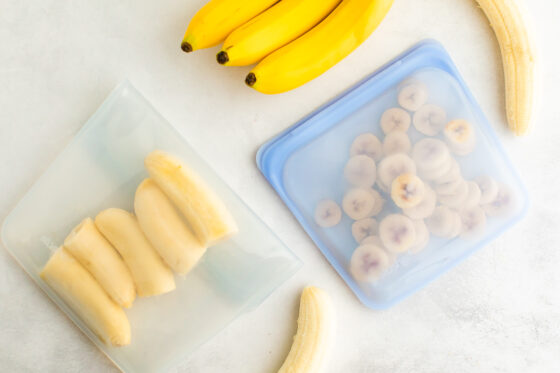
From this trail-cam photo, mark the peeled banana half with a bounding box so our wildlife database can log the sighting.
[95,208,176,297]
[134,178,208,276]
[63,218,136,308]
[181,0,278,52]
[40,248,131,346]
[278,286,335,373]
[475,0,536,135]
[144,150,238,246]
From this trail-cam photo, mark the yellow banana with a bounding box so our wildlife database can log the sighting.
[277,286,335,373]
[144,150,238,246]
[64,218,136,308]
[181,0,278,53]
[217,0,341,66]
[134,178,208,275]
[475,0,536,135]
[40,248,131,346]
[95,208,176,297]
[246,0,394,94]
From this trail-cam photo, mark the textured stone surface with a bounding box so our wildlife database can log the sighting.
[1,0,559,372]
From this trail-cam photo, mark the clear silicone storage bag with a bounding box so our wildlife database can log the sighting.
[257,40,528,310]
[1,81,301,373]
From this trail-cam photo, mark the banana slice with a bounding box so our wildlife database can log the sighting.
[409,219,429,254]
[361,236,398,264]
[277,286,335,373]
[314,199,342,228]
[398,83,428,111]
[412,138,450,172]
[460,206,487,239]
[134,178,208,275]
[342,188,375,220]
[351,218,378,243]
[344,155,377,187]
[402,184,437,220]
[377,153,417,189]
[63,218,135,308]
[350,244,391,282]
[426,206,458,238]
[482,183,515,217]
[433,159,462,185]
[350,133,383,161]
[420,156,452,181]
[145,150,238,246]
[475,175,499,204]
[444,119,476,155]
[95,208,176,297]
[461,181,482,209]
[391,173,426,209]
[361,235,383,247]
[366,188,385,217]
[438,181,469,209]
[413,104,447,136]
[434,177,465,196]
[380,107,411,134]
[382,130,411,155]
[40,248,131,346]
[379,214,416,253]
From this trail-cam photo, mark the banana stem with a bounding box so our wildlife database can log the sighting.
[245,73,257,87]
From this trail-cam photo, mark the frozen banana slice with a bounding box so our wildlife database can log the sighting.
[409,219,429,254]
[350,244,390,282]
[350,133,383,161]
[402,185,437,220]
[460,206,487,239]
[379,214,416,253]
[380,107,411,134]
[40,248,131,346]
[135,179,207,275]
[413,104,447,136]
[377,153,417,188]
[444,119,476,155]
[95,208,176,297]
[475,175,499,204]
[398,83,428,111]
[351,218,378,243]
[426,206,458,238]
[344,155,377,187]
[391,173,425,209]
[342,188,375,220]
[314,199,342,228]
[145,150,238,246]
[412,138,450,172]
[64,218,135,308]
[461,181,482,210]
[482,183,516,217]
[277,286,335,373]
[366,188,385,217]
[382,130,411,155]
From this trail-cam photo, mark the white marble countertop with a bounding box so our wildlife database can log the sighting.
[1,1,559,372]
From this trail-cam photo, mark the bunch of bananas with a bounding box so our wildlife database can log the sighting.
[181,0,536,135]
[181,0,394,94]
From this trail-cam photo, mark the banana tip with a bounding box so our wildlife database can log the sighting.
[245,73,256,87]
[216,51,229,65]
[181,42,193,53]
